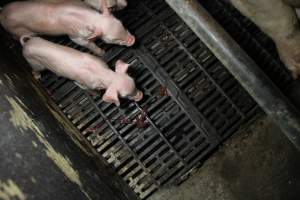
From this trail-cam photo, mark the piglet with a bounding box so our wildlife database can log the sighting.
[21,36,143,106]
[0,1,135,56]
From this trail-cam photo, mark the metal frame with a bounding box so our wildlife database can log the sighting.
[166,0,300,150]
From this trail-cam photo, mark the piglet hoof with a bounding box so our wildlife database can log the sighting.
[32,71,41,80]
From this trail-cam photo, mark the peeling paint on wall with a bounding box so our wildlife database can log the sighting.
[30,82,93,157]
[46,145,82,186]
[0,179,26,200]
[32,141,38,148]
[30,177,36,184]
[6,96,91,199]
[8,97,31,134]
[48,108,92,156]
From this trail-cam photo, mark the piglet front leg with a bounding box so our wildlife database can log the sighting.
[71,37,105,56]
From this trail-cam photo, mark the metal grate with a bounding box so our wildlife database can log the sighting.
[1,0,262,199]
[200,0,294,91]
[38,0,258,198]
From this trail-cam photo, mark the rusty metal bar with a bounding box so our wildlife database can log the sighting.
[165,0,300,150]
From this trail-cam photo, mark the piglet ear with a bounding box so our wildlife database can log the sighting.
[115,60,129,74]
[102,86,120,106]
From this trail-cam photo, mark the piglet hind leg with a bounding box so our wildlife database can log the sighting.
[27,64,44,81]
[21,35,45,80]
[70,37,105,57]
[231,0,300,79]
[29,63,45,80]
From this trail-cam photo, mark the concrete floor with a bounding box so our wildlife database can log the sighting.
[149,115,300,200]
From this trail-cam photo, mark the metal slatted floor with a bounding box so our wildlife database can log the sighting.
[36,0,258,198]
[3,0,293,199]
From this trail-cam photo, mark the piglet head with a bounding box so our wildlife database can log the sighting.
[101,14,136,47]
[102,60,143,106]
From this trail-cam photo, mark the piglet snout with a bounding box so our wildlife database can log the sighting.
[130,90,143,102]
[126,35,135,46]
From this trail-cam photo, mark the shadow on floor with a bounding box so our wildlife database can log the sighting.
[150,116,300,200]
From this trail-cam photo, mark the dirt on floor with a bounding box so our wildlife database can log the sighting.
[149,115,300,200]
